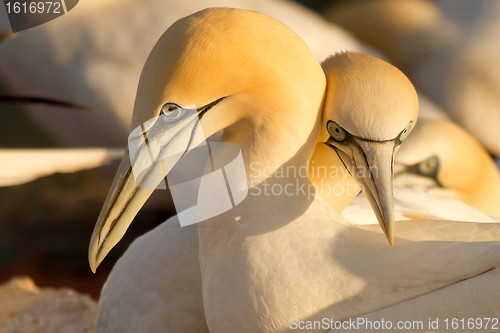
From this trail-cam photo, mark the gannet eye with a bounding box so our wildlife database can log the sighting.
[160,103,183,120]
[398,121,413,142]
[419,156,439,176]
[327,121,346,141]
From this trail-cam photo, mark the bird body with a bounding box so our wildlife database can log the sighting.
[97,187,500,332]
[97,193,500,332]
[198,196,500,333]
[96,217,208,332]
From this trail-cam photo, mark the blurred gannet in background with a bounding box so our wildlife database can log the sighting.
[0,97,123,186]
[394,118,500,217]
[0,148,123,187]
[323,0,453,72]
[417,94,449,120]
[0,0,371,147]
[324,0,500,156]
[88,8,500,333]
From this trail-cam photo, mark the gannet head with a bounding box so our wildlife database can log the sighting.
[88,8,326,272]
[319,52,418,245]
[395,118,500,217]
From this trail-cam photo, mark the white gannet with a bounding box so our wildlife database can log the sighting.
[91,7,325,332]
[324,0,500,157]
[89,9,500,333]
[394,118,500,217]
[0,148,123,187]
[0,0,370,147]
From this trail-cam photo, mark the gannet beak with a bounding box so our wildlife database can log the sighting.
[88,151,150,273]
[88,107,207,272]
[329,138,396,245]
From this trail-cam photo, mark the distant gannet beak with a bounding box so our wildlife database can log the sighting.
[327,137,396,245]
[88,103,215,272]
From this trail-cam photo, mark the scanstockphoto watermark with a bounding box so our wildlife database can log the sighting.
[290,317,499,331]
[289,317,424,331]
[248,161,374,198]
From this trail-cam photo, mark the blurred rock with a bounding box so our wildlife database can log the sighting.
[0,276,96,333]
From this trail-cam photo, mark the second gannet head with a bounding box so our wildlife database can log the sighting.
[319,52,419,245]
[395,118,500,217]
[88,8,326,272]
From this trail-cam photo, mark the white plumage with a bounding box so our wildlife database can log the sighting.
[98,189,500,332]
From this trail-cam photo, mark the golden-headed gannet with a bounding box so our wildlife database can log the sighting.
[90,9,500,332]
[324,0,500,156]
[315,52,417,243]
[0,0,371,147]
[395,118,500,217]
[91,7,326,332]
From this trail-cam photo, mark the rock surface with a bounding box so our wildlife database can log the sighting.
[0,276,96,333]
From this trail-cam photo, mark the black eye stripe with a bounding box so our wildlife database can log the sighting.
[197,96,226,119]
[160,97,226,119]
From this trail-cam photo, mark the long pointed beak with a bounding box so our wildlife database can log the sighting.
[88,109,206,272]
[332,138,396,245]
[88,151,154,272]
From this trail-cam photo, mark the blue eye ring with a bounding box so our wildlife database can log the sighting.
[160,103,183,120]
[399,121,413,142]
[327,121,346,141]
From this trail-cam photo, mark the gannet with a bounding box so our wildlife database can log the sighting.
[395,118,500,217]
[324,0,500,156]
[91,7,324,332]
[0,0,370,147]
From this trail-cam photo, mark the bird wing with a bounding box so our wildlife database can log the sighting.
[332,219,500,316]
[340,266,500,333]
[344,187,494,225]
